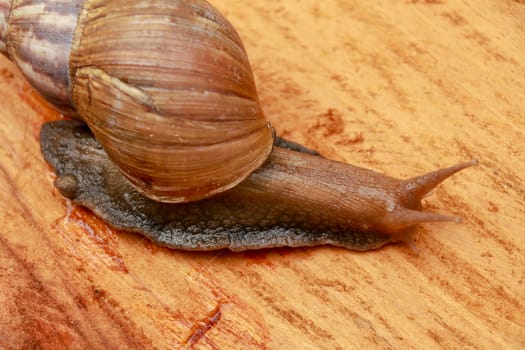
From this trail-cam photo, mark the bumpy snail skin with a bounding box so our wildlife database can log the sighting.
[40,121,476,251]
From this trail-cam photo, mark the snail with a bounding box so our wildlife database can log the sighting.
[1,0,476,251]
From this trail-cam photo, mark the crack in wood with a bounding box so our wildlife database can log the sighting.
[184,304,222,348]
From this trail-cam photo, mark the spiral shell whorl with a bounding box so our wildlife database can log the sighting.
[1,0,84,114]
[0,0,11,54]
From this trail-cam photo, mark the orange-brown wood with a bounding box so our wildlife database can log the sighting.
[0,1,523,348]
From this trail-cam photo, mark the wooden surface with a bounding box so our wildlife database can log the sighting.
[0,0,523,348]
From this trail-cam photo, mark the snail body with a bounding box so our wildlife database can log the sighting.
[1,0,475,251]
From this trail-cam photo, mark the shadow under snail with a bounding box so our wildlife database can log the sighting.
[0,0,476,251]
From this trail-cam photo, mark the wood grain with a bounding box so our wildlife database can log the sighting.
[0,0,523,348]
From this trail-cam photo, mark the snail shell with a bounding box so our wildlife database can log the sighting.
[0,0,274,203]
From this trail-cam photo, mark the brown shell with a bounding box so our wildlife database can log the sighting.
[1,0,274,203]
[0,0,84,115]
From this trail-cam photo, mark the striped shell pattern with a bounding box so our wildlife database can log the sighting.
[0,0,274,203]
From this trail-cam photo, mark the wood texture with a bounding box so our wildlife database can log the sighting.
[0,0,523,348]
